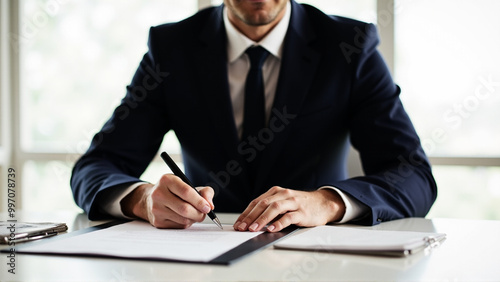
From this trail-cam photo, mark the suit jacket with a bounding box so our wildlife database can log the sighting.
[71,1,437,225]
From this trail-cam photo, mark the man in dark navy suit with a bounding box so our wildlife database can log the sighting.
[71,0,437,232]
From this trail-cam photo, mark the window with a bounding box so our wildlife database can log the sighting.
[20,1,197,153]
[394,0,500,219]
[2,0,499,220]
[5,0,199,212]
[395,0,500,157]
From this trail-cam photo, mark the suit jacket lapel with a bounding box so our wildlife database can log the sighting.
[254,1,322,193]
[195,6,240,158]
[195,6,254,194]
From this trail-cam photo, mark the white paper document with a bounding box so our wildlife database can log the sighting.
[19,221,263,262]
[274,226,446,256]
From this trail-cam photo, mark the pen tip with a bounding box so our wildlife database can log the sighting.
[214,217,223,229]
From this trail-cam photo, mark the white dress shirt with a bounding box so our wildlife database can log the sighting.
[104,2,367,223]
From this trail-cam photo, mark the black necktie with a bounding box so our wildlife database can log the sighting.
[242,46,270,141]
[242,46,269,185]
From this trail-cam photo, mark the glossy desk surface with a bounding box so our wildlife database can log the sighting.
[1,211,500,281]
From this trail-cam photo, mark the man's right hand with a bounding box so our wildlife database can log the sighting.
[121,174,215,229]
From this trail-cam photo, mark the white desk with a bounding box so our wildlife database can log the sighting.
[1,211,500,281]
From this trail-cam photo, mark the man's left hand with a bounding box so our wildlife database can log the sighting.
[233,187,346,232]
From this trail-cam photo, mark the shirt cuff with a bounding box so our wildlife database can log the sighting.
[318,186,369,224]
[101,182,149,219]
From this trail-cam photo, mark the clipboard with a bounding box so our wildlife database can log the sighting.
[8,220,299,265]
[0,221,67,244]
[274,225,446,257]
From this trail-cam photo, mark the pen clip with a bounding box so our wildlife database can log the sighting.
[12,232,58,243]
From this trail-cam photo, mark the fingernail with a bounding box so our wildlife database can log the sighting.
[234,221,241,229]
[267,225,275,232]
[238,222,247,230]
[202,205,211,214]
[249,223,259,231]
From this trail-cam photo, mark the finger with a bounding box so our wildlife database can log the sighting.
[148,203,200,229]
[246,197,300,232]
[234,196,272,231]
[234,186,284,227]
[197,186,215,210]
[148,186,204,227]
[266,211,301,233]
[150,175,208,225]
[234,187,287,230]
[162,174,212,215]
[235,187,293,231]
[164,189,210,222]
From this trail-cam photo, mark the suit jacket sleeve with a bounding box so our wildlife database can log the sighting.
[332,23,437,225]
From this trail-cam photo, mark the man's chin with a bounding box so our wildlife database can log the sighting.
[227,0,287,28]
[241,7,280,26]
[243,16,275,26]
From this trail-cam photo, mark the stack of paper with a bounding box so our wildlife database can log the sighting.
[16,221,262,263]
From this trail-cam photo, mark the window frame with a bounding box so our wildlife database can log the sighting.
[1,0,19,213]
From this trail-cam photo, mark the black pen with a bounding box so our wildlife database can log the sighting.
[160,151,223,229]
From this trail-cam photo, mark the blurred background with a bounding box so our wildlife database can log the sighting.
[1,0,499,220]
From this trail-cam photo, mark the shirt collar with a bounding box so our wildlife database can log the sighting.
[223,1,291,63]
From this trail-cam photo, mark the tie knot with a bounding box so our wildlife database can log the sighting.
[246,46,269,70]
